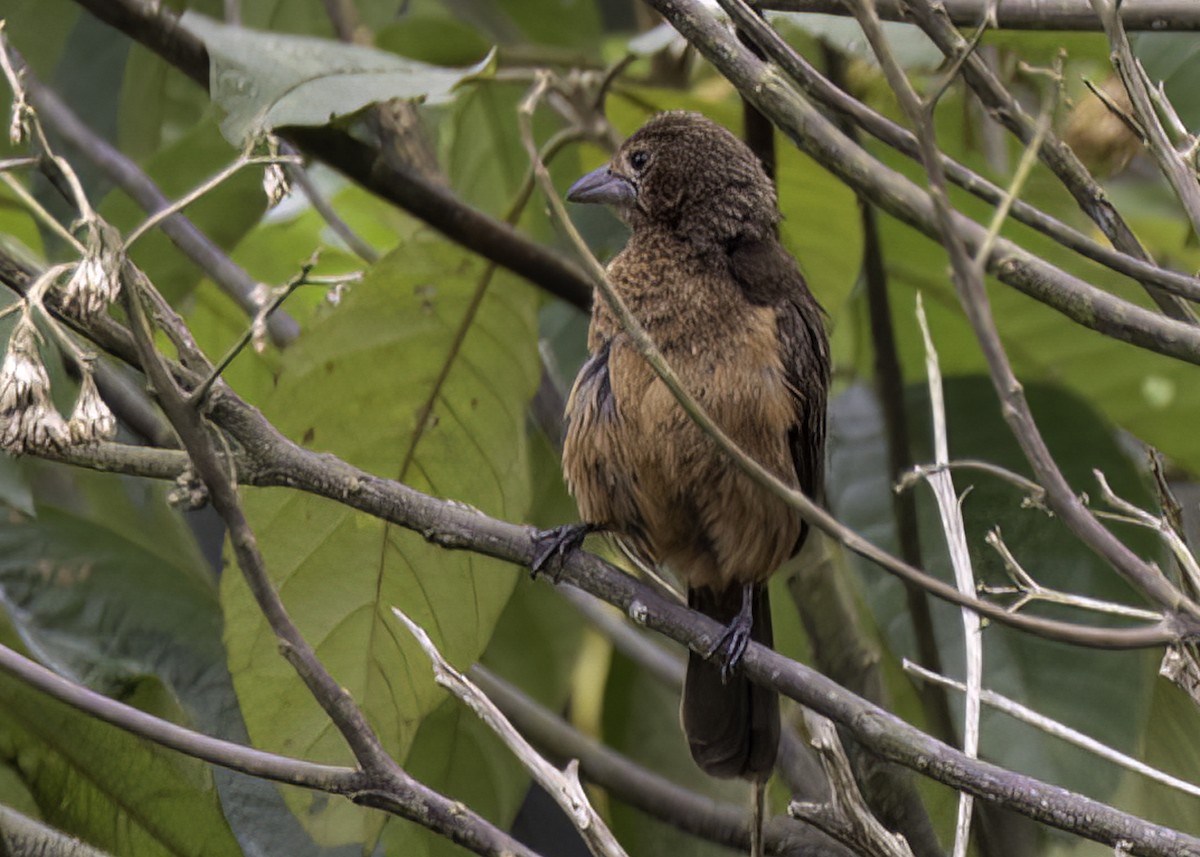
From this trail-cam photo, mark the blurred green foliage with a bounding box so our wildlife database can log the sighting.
[0,2,1198,856]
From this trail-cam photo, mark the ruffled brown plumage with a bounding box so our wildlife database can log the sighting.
[559,111,829,781]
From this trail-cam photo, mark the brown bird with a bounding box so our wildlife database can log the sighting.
[535,111,829,781]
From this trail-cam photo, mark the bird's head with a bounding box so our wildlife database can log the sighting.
[567,111,779,249]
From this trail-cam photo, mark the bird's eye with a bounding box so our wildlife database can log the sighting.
[628,150,649,173]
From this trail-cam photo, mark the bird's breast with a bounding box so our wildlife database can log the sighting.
[563,300,803,590]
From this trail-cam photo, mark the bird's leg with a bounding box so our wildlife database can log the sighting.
[529,522,602,582]
[706,583,756,683]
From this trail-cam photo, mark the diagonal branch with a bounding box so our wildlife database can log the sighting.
[473,664,854,856]
[893,0,1197,323]
[10,52,300,343]
[68,0,593,312]
[1090,0,1200,237]
[395,609,627,857]
[848,0,1200,624]
[116,263,538,857]
[758,0,1200,31]
[15,383,1200,853]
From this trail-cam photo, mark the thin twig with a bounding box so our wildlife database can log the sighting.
[914,294,980,857]
[394,608,627,857]
[282,144,380,265]
[1093,470,1200,596]
[906,660,1200,799]
[1090,0,1200,239]
[0,173,85,253]
[716,0,1200,308]
[983,528,1163,621]
[471,665,849,856]
[844,0,1200,629]
[897,461,1047,509]
[892,0,1198,323]
[789,711,917,857]
[0,641,353,789]
[125,153,301,247]
[972,65,1059,272]
[758,0,1200,30]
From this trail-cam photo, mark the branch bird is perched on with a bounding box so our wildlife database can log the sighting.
[536,111,829,781]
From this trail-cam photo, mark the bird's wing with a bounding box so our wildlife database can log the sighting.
[728,238,830,549]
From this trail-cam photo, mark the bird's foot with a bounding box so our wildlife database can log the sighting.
[705,584,756,683]
[529,523,597,582]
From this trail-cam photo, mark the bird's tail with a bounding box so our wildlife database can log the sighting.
[681,584,779,780]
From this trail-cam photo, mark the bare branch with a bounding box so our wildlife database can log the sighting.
[913,295,980,857]
[891,0,1198,324]
[759,0,1200,31]
[718,0,1200,308]
[906,660,1200,799]
[69,0,594,311]
[1090,0,1200,239]
[984,528,1163,621]
[472,666,856,856]
[790,711,916,857]
[0,639,353,789]
[394,608,627,857]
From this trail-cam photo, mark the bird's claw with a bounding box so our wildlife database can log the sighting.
[529,523,593,582]
[706,615,754,684]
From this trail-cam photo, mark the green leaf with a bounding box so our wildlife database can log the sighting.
[0,455,34,518]
[117,42,212,165]
[0,184,47,262]
[0,0,81,80]
[0,761,40,820]
[494,0,603,53]
[222,239,539,847]
[376,15,492,68]
[828,379,1160,805]
[1112,675,1200,838]
[0,620,242,857]
[0,462,221,702]
[0,458,330,857]
[179,12,495,145]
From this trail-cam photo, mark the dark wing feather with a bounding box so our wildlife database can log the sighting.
[729,237,830,555]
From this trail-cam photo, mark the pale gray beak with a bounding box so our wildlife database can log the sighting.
[566,166,636,207]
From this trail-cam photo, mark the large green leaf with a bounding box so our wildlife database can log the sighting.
[828,379,1161,811]
[0,459,317,855]
[179,12,494,145]
[117,41,213,165]
[223,239,539,846]
[0,462,219,703]
[0,620,242,857]
[1113,677,1200,838]
[0,0,81,80]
